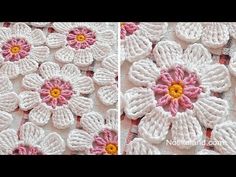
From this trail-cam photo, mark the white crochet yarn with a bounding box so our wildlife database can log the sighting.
[0,23,49,79]
[196,149,219,155]
[126,138,160,155]
[30,22,51,28]
[46,22,115,66]
[67,109,118,155]
[121,22,168,63]
[175,22,230,49]
[211,121,236,154]
[229,51,236,76]
[20,62,94,129]
[125,40,230,149]
[93,54,118,106]
[0,122,65,155]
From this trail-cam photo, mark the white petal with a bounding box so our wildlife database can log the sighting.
[52,22,73,33]
[129,59,160,87]
[193,94,229,129]
[19,91,40,111]
[123,33,152,62]
[202,23,229,49]
[30,22,50,28]
[196,149,219,155]
[153,40,183,68]
[30,46,50,63]
[126,138,160,155]
[55,46,75,63]
[39,62,60,79]
[51,106,74,129]
[96,30,115,45]
[0,111,13,131]
[183,43,212,69]
[12,22,31,37]
[229,52,236,76]
[18,59,38,75]
[73,48,94,67]
[20,122,44,146]
[0,129,18,155]
[80,111,104,134]
[227,22,236,39]
[124,87,156,119]
[211,121,236,154]
[60,63,81,79]
[31,29,46,46]
[199,64,231,92]
[97,85,118,106]
[171,111,203,149]
[93,68,116,86]
[46,33,66,48]
[175,22,203,43]
[138,107,171,144]
[72,76,94,94]
[0,62,20,79]
[68,94,93,116]
[0,75,13,94]
[90,42,111,61]
[0,92,18,112]
[105,109,118,130]
[29,103,51,126]
[101,54,118,73]
[67,129,93,152]
[120,44,126,64]
[22,73,44,90]
[40,133,65,155]
[0,27,12,40]
[139,22,168,42]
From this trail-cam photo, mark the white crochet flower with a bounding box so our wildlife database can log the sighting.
[0,122,65,155]
[19,62,94,129]
[30,22,51,28]
[0,74,18,131]
[93,54,118,106]
[0,22,49,79]
[125,40,231,149]
[175,22,236,49]
[196,149,219,155]
[46,22,115,66]
[67,109,118,155]
[120,22,168,63]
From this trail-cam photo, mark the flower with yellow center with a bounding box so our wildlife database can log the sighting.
[76,34,86,42]
[10,46,21,54]
[105,143,118,155]
[120,22,126,27]
[168,83,183,98]
[50,88,61,98]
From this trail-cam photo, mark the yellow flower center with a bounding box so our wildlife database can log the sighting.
[168,83,183,98]
[105,143,118,155]
[10,46,21,54]
[50,88,61,98]
[120,22,125,27]
[76,34,86,42]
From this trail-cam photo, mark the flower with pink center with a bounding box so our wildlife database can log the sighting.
[67,110,118,155]
[120,22,139,39]
[125,40,231,149]
[46,22,115,66]
[0,23,49,79]
[0,122,65,155]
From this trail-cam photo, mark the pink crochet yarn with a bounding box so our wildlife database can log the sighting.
[91,129,118,155]
[1,38,31,61]
[66,27,96,49]
[12,144,42,155]
[39,78,74,108]
[152,66,202,116]
[120,22,139,39]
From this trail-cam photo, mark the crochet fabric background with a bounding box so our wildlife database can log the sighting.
[121,22,236,154]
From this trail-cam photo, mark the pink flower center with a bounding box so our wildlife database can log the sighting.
[90,129,118,155]
[12,144,42,155]
[1,38,31,62]
[66,27,96,50]
[120,22,139,39]
[39,78,74,108]
[152,66,202,117]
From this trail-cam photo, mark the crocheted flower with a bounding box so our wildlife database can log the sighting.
[30,22,51,28]
[175,22,236,49]
[125,40,231,149]
[0,122,65,155]
[0,74,18,131]
[46,22,115,66]
[67,109,118,155]
[93,54,118,106]
[19,62,94,129]
[0,23,49,79]
[120,22,168,63]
